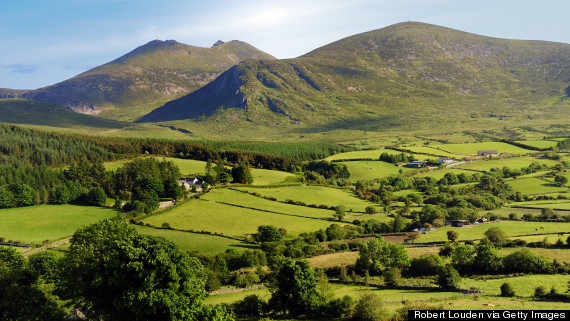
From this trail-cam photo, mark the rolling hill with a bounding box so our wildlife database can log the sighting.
[0,99,128,133]
[138,22,570,138]
[0,40,274,121]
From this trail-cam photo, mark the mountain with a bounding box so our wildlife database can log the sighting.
[0,99,128,133]
[1,40,274,121]
[139,22,570,136]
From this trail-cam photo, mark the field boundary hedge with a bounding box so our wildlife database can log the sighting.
[329,280,484,295]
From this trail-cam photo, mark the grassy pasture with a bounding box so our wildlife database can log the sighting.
[415,168,472,180]
[400,146,458,157]
[233,186,376,212]
[341,160,417,181]
[456,157,559,172]
[105,156,208,175]
[0,205,117,244]
[500,246,570,262]
[514,140,559,149]
[443,297,570,310]
[432,142,535,155]
[141,199,334,237]
[461,274,569,297]
[306,247,442,269]
[323,149,425,161]
[201,188,335,219]
[205,283,461,306]
[507,177,567,195]
[134,225,258,255]
[416,221,570,243]
[249,168,297,185]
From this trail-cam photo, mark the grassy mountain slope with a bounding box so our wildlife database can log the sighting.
[0,99,128,133]
[139,22,570,139]
[9,40,274,121]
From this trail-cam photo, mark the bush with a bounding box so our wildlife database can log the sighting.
[437,265,461,289]
[534,286,548,298]
[351,292,386,321]
[365,206,376,214]
[232,295,267,317]
[383,267,401,287]
[500,282,515,297]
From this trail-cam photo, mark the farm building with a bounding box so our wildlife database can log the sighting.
[477,150,498,156]
[177,177,203,190]
[450,220,470,227]
[404,161,428,168]
[438,158,455,164]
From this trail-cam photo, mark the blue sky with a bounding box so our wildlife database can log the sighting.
[1,0,569,89]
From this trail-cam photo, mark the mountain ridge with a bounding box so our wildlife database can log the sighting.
[0,39,275,121]
[138,22,570,137]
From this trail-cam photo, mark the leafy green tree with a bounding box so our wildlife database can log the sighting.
[437,265,461,289]
[231,163,253,184]
[87,186,106,206]
[355,238,410,275]
[326,224,346,241]
[59,220,219,321]
[27,251,60,282]
[138,189,159,213]
[50,184,70,204]
[0,187,14,208]
[383,267,401,287]
[451,243,475,272]
[0,247,66,321]
[483,227,506,247]
[392,215,406,232]
[256,225,283,243]
[502,248,549,273]
[351,292,386,321]
[365,205,376,214]
[447,230,459,242]
[474,244,503,273]
[500,282,515,297]
[13,184,36,206]
[269,258,320,315]
[554,174,568,186]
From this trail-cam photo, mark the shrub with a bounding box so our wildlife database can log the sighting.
[437,265,461,289]
[534,286,548,298]
[500,282,515,297]
[383,267,401,287]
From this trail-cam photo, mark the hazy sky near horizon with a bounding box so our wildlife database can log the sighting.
[1,0,569,89]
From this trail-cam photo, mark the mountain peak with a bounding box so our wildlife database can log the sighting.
[212,40,225,47]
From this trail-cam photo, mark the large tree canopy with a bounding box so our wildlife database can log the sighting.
[59,220,227,321]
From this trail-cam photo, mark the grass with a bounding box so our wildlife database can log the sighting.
[456,156,559,171]
[415,221,570,243]
[201,188,336,219]
[0,204,117,244]
[461,274,569,297]
[507,177,567,195]
[400,146,458,157]
[141,199,335,237]
[133,225,259,255]
[514,140,559,149]
[432,142,536,155]
[415,168,473,180]
[233,185,377,212]
[340,161,418,181]
[500,247,570,262]
[105,156,208,175]
[249,168,297,185]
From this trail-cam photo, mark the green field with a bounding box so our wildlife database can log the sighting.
[416,221,570,243]
[0,205,117,244]
[105,156,208,175]
[249,168,297,185]
[456,156,559,172]
[461,274,569,297]
[507,177,567,195]
[400,146,458,157]
[201,188,336,219]
[134,225,259,255]
[142,199,335,237]
[341,160,418,181]
[205,283,461,306]
[432,142,535,155]
[324,149,426,161]
[415,168,473,180]
[233,185,376,212]
[514,140,559,149]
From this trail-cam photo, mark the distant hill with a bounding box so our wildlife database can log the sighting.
[0,99,128,132]
[0,40,274,121]
[139,22,570,136]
